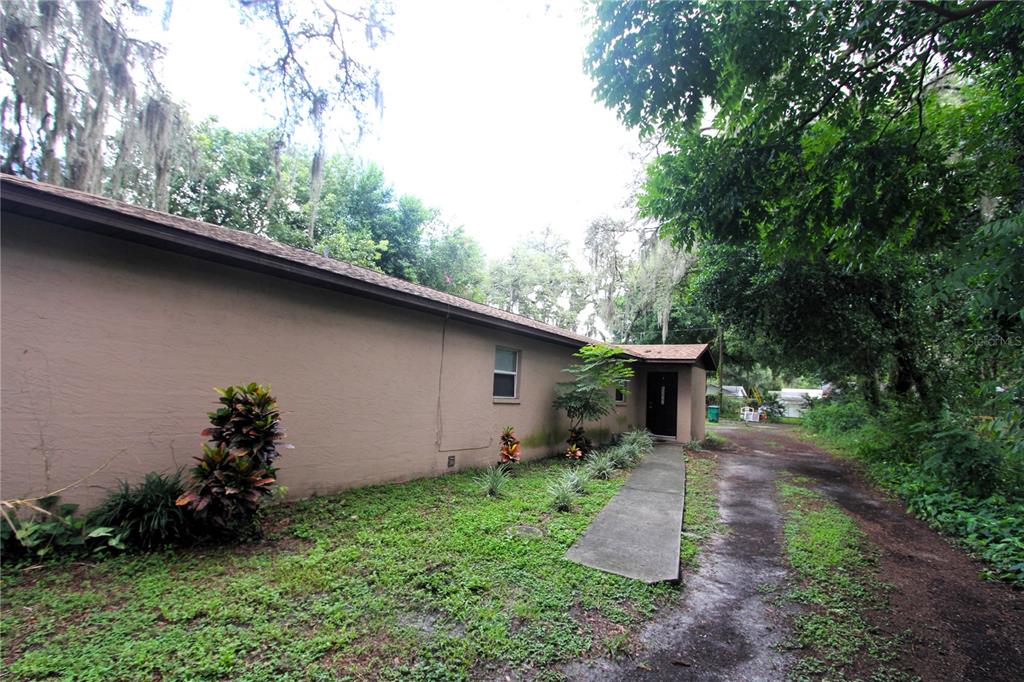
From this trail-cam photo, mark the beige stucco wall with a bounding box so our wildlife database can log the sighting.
[690,366,706,442]
[1,214,635,508]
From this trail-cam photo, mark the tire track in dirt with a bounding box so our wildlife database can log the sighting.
[563,424,1024,681]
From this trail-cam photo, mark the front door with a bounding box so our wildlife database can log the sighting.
[646,371,678,438]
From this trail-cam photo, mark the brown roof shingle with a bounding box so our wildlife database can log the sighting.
[0,174,712,366]
[616,344,713,363]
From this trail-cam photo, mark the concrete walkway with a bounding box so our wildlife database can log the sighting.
[564,445,686,583]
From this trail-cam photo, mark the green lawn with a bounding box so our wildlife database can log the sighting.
[1,455,717,681]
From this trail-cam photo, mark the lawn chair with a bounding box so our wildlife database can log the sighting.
[740,406,759,423]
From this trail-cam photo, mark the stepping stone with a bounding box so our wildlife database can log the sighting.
[510,524,545,539]
[565,445,686,583]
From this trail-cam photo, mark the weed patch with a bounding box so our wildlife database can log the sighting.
[776,478,911,681]
[680,453,720,568]
[1,459,677,680]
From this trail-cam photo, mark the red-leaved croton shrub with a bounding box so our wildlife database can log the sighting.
[177,383,290,534]
[203,383,289,469]
[565,444,584,460]
[566,426,592,455]
[499,426,521,464]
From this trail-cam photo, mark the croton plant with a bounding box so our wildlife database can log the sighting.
[499,426,521,464]
[177,383,290,532]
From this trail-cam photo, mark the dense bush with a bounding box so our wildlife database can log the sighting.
[89,470,193,550]
[1,496,124,560]
[891,467,1024,583]
[178,383,288,535]
[921,413,1006,498]
[719,397,741,420]
[760,393,785,423]
[803,397,1024,583]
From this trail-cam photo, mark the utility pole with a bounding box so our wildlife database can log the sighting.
[718,323,724,406]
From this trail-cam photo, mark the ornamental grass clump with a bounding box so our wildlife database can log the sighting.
[620,428,655,456]
[561,468,590,495]
[587,451,617,480]
[548,477,578,512]
[476,464,511,498]
[177,383,290,535]
[89,470,192,550]
[608,444,638,469]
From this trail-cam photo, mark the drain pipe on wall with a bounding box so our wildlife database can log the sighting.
[434,306,451,457]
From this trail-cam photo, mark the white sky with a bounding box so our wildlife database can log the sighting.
[154,0,644,258]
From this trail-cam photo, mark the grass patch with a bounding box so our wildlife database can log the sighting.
[776,478,911,681]
[701,431,728,450]
[1,459,678,681]
[680,453,720,567]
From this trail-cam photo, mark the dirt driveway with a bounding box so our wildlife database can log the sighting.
[565,423,1024,681]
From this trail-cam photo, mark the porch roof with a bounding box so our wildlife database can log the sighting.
[617,344,716,371]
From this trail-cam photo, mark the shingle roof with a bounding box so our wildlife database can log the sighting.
[0,174,711,366]
[614,342,712,358]
[616,344,714,364]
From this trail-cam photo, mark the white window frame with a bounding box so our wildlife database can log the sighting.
[493,347,520,399]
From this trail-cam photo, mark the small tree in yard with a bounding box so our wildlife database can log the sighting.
[553,345,634,454]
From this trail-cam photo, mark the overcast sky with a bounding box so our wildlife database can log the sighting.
[155,0,644,258]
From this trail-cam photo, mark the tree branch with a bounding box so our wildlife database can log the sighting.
[787,0,992,138]
[909,1,998,21]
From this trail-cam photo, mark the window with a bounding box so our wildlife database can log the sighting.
[614,381,628,404]
[493,348,519,398]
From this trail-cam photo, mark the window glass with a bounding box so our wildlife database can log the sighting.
[494,348,519,398]
[493,373,516,398]
[615,381,628,403]
[495,348,517,372]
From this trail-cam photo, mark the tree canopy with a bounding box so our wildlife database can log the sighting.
[586,0,1023,409]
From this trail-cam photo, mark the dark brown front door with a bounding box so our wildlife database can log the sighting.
[646,371,678,437]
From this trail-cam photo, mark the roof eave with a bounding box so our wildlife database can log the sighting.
[1,182,585,349]
[621,346,717,371]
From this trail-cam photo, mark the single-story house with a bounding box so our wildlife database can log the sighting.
[1,175,715,508]
[769,389,824,418]
[705,384,748,400]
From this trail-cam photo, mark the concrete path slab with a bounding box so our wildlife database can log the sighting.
[564,445,685,583]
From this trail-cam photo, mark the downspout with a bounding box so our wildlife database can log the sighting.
[435,305,451,453]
